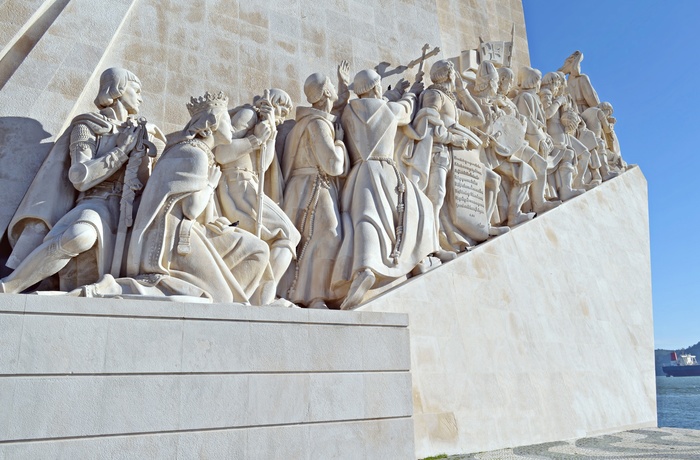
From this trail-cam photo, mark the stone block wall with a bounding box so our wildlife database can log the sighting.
[0,295,413,458]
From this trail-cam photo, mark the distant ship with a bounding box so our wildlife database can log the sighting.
[662,352,700,377]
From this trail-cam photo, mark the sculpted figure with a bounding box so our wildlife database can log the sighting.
[1,68,166,294]
[581,102,626,177]
[124,92,275,304]
[558,51,600,113]
[332,69,439,310]
[213,89,301,293]
[540,71,591,191]
[281,63,350,309]
[513,66,583,203]
[471,62,542,225]
[415,59,489,250]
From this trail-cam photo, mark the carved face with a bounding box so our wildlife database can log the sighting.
[120,81,142,115]
[499,74,513,95]
[273,104,290,125]
[213,108,233,146]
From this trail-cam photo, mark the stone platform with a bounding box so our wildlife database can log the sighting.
[0,295,413,459]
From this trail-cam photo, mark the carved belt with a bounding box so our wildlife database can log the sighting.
[177,219,195,255]
[221,165,257,180]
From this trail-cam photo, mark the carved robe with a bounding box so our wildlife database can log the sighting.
[126,138,275,304]
[331,96,438,292]
[281,107,347,305]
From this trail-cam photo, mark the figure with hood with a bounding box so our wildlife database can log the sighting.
[1,67,166,294]
[331,69,438,310]
[280,62,350,309]
[559,51,600,113]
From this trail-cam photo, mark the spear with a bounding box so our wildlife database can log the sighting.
[255,89,272,238]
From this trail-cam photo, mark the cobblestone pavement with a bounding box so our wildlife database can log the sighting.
[441,427,700,459]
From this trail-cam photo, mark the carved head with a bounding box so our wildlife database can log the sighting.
[474,61,498,96]
[94,68,142,113]
[560,109,580,135]
[497,67,515,95]
[517,66,542,91]
[184,91,232,146]
[429,60,455,86]
[598,102,613,116]
[353,69,382,98]
[541,72,562,95]
[254,89,293,125]
[558,51,583,76]
[304,73,338,107]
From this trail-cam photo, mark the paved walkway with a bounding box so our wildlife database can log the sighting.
[443,427,700,459]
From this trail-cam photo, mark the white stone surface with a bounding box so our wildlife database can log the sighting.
[361,167,655,458]
[0,295,413,458]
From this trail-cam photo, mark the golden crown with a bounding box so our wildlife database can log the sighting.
[186,91,229,116]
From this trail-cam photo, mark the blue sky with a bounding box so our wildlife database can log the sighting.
[523,1,700,350]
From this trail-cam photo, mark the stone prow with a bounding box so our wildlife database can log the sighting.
[360,166,655,457]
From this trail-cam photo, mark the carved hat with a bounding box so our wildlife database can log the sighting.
[353,69,381,96]
[186,91,229,117]
[558,50,583,75]
[474,60,498,93]
[304,73,330,104]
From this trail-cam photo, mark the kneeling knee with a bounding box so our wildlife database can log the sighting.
[60,222,97,255]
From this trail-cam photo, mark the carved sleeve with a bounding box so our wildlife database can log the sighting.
[388,92,416,126]
[68,123,128,192]
[597,109,612,134]
[455,89,485,127]
[308,119,345,177]
[581,75,600,110]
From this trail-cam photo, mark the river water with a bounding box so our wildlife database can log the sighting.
[656,375,700,429]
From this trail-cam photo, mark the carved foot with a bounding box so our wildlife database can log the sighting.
[0,280,6,294]
[488,226,510,236]
[411,256,441,276]
[507,212,535,227]
[533,200,561,215]
[603,171,620,181]
[433,249,457,263]
[340,269,375,311]
[308,299,329,309]
[559,187,585,201]
[267,298,299,308]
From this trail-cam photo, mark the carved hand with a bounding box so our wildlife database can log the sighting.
[117,125,139,153]
[253,120,273,145]
[451,135,469,149]
[409,76,424,95]
[335,122,344,142]
[338,59,350,86]
[395,78,410,95]
[208,165,222,190]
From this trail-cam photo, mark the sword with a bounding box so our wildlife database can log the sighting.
[255,89,273,239]
[110,117,157,277]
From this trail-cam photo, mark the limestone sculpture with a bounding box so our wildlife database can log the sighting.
[213,89,301,295]
[558,51,600,113]
[280,62,351,309]
[0,47,628,308]
[331,69,438,310]
[513,66,583,203]
[0,68,166,294]
[121,91,276,304]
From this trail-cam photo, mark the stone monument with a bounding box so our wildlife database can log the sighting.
[0,1,654,458]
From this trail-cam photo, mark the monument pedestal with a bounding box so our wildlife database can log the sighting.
[0,295,413,459]
[361,166,656,458]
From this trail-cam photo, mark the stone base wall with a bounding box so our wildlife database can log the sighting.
[361,167,656,458]
[0,295,413,459]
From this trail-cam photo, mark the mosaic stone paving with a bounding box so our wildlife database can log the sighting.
[441,427,700,459]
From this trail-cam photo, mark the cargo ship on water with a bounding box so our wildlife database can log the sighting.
[662,352,700,377]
